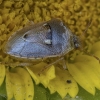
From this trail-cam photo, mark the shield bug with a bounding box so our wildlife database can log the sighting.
[4,18,80,61]
[4,18,94,74]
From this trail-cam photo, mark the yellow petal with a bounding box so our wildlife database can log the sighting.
[48,67,78,98]
[74,55,100,90]
[0,64,5,86]
[26,62,55,87]
[6,68,26,100]
[93,51,100,59]
[76,62,100,89]
[68,64,95,95]
[14,67,34,100]
[6,69,13,100]
[26,66,40,85]
[6,67,34,100]
[74,55,100,79]
[9,72,26,100]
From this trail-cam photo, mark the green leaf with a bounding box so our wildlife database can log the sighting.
[34,84,47,100]
[77,85,100,100]
[49,92,62,100]
[0,96,6,100]
[34,83,62,100]
[0,79,7,99]
[63,85,100,100]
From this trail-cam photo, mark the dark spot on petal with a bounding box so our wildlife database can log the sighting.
[28,95,32,98]
[28,84,30,86]
[66,80,72,84]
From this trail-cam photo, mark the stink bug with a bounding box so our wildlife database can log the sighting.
[4,18,80,61]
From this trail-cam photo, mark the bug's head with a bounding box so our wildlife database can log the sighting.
[72,35,80,49]
[72,18,92,51]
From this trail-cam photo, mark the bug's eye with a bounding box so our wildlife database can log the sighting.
[73,35,80,48]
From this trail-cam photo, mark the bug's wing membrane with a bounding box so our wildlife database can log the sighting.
[20,25,61,58]
[20,42,56,58]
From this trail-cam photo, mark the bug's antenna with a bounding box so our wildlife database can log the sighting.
[79,18,92,42]
[79,18,92,50]
[80,18,100,62]
[83,18,92,34]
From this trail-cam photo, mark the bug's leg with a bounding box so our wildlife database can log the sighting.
[62,58,67,69]
[93,56,100,63]
[38,57,64,75]
[83,18,92,35]
[89,54,100,63]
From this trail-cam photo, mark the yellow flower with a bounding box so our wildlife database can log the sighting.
[0,0,99,100]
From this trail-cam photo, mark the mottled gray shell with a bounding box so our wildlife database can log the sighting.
[4,19,78,60]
